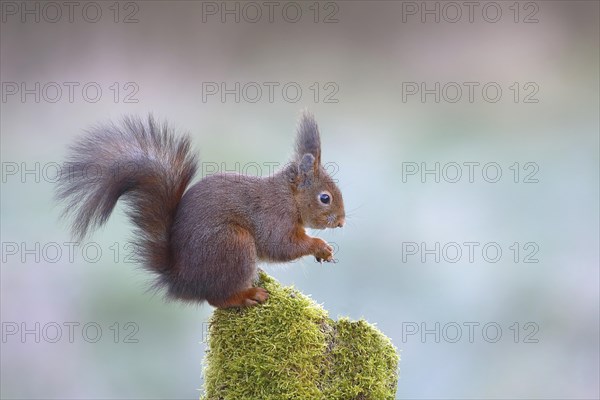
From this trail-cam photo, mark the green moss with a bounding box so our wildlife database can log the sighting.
[202,272,399,400]
[322,319,399,399]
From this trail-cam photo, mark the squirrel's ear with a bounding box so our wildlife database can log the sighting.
[298,153,316,187]
[295,111,321,166]
[283,162,298,184]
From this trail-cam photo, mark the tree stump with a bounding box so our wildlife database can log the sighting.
[202,272,399,399]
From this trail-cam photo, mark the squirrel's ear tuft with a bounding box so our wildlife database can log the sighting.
[298,153,316,187]
[295,111,321,165]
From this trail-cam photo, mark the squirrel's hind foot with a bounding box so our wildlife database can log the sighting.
[209,287,269,309]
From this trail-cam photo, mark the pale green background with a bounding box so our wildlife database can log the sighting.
[1,1,598,399]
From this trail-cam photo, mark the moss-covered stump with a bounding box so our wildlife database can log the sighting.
[202,272,399,400]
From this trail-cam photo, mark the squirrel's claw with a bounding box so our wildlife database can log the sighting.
[315,257,337,264]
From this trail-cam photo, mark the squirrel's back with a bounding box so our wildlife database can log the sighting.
[171,170,297,248]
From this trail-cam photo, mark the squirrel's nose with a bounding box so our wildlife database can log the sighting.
[337,217,345,228]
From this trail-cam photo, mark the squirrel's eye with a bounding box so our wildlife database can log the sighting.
[319,193,331,205]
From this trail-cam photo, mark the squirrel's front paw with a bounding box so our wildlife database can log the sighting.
[313,239,334,262]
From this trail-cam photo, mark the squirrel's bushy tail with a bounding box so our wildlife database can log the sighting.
[56,115,198,276]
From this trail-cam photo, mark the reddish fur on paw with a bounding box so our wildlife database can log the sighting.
[248,287,269,302]
[313,238,334,261]
[211,287,269,309]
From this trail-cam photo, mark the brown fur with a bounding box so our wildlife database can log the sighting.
[57,112,345,308]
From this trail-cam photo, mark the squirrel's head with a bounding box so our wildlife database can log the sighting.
[287,111,345,230]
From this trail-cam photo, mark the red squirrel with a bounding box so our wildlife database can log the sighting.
[57,112,345,308]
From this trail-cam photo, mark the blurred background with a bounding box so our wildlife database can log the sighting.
[1,1,598,399]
